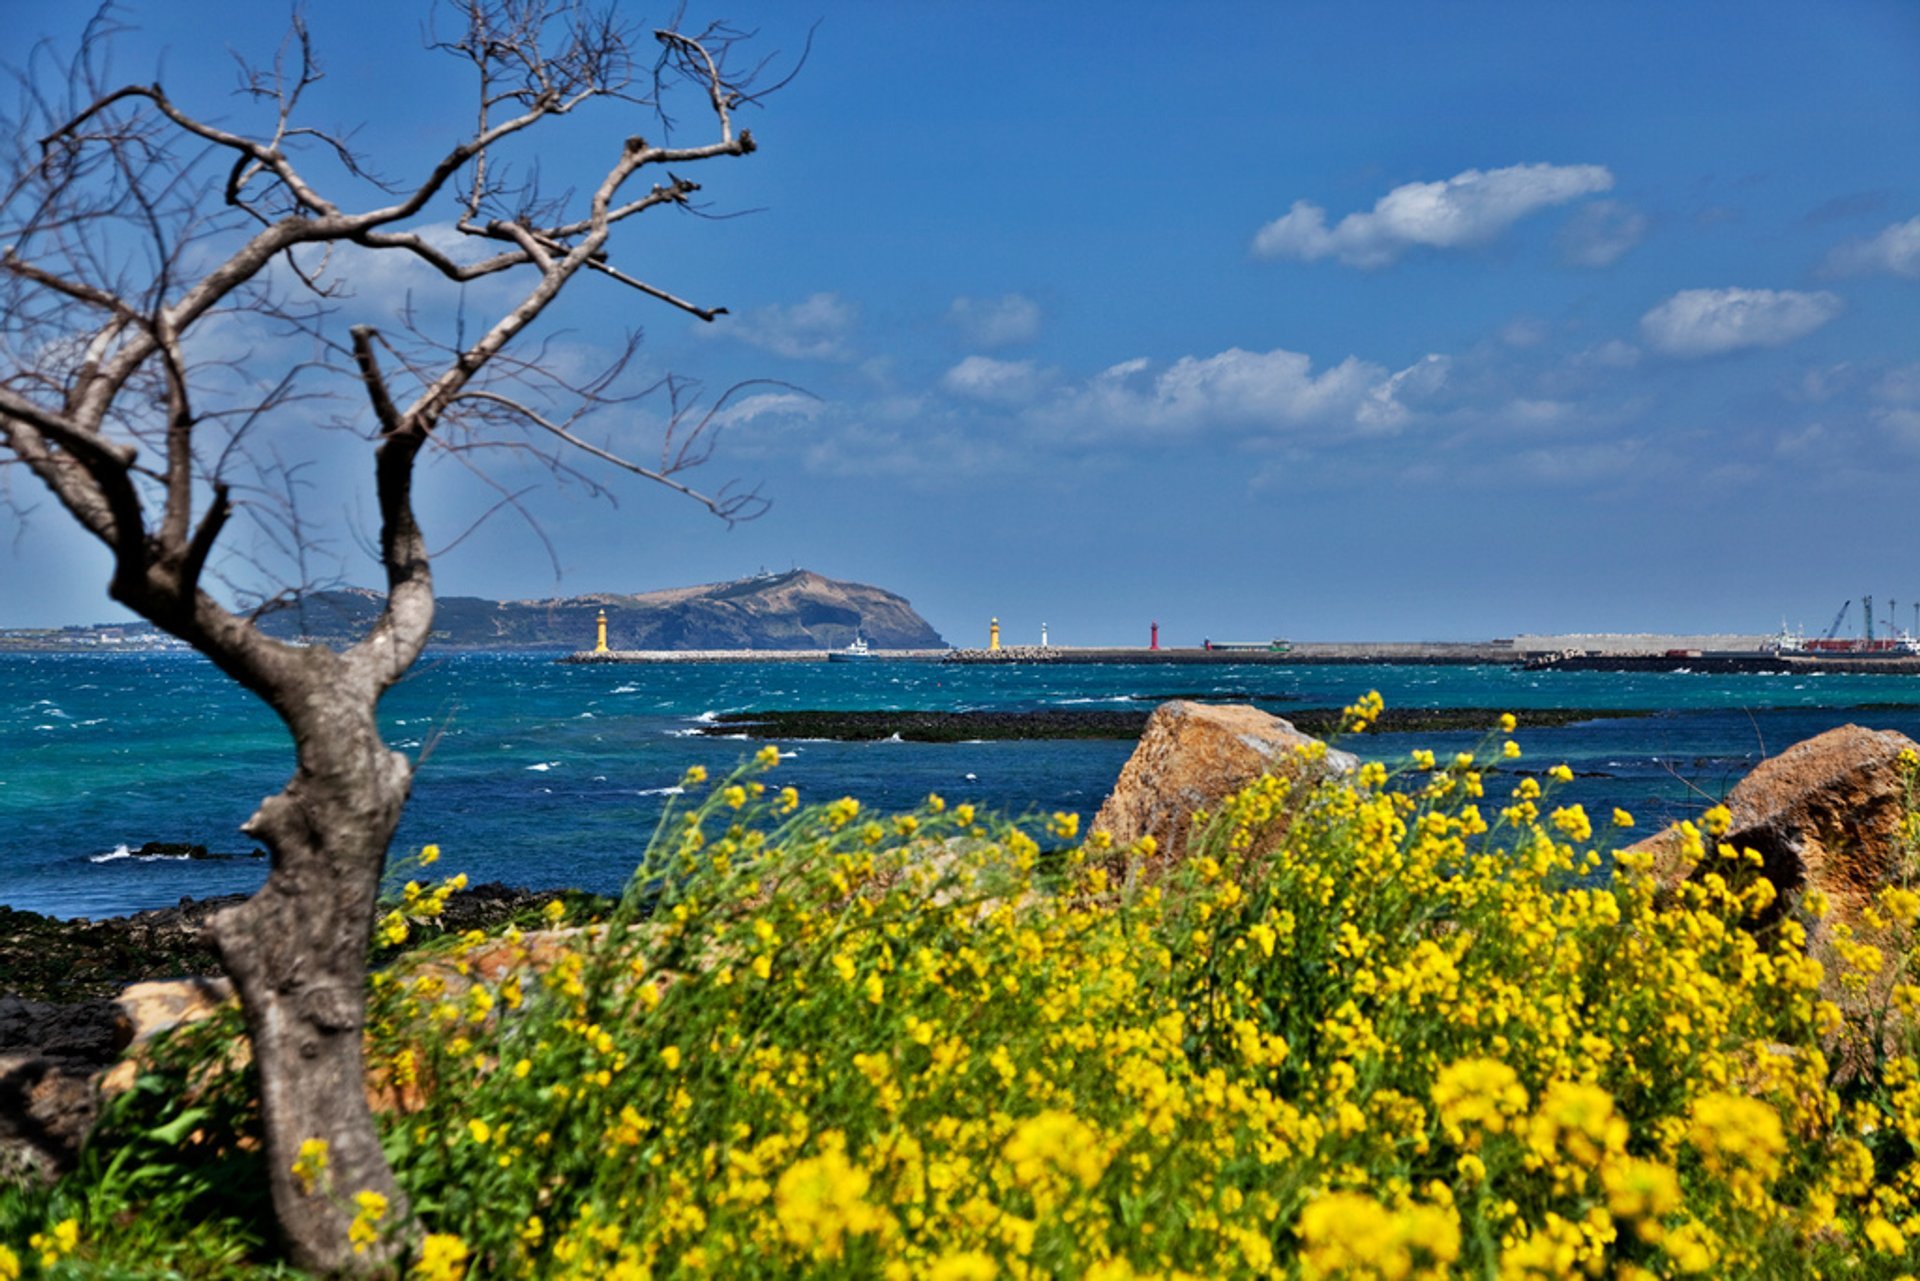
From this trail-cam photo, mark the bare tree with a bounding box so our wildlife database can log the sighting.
[0,3,779,1269]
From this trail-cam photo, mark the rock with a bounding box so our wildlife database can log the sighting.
[0,1054,100,1182]
[98,977,239,1096]
[135,840,212,859]
[1628,724,1919,914]
[1091,701,1357,872]
[0,997,123,1181]
[1623,723,1920,1077]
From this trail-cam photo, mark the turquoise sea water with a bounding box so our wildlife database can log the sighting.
[6,650,1920,919]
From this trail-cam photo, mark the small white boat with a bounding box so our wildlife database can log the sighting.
[827,636,873,663]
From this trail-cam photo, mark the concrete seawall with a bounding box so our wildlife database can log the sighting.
[560,635,1920,672]
[561,649,949,664]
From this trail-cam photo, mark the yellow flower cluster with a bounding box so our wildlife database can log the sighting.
[43,717,1920,1278]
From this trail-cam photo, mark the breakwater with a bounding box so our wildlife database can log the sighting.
[944,643,1520,665]
[561,648,949,664]
[562,634,1920,674]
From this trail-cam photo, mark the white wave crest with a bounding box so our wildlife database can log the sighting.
[89,844,191,863]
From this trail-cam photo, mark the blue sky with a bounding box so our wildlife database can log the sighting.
[4,1,1920,644]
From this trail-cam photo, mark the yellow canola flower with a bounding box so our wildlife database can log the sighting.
[928,1251,998,1281]
[756,743,782,769]
[349,1190,389,1255]
[377,911,409,947]
[412,1233,470,1281]
[292,1136,330,1192]
[1432,1058,1529,1140]
[774,1133,889,1260]
[1603,1157,1682,1227]
[1003,1110,1109,1193]
[1880,885,1920,928]
[1297,1191,1459,1280]
[1865,1217,1906,1256]
[27,1219,79,1269]
[0,1243,18,1281]
[1689,1092,1786,1192]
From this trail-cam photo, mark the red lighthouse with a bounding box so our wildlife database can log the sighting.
[1150,621,1159,651]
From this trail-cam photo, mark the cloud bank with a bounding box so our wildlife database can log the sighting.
[707,292,858,361]
[1639,288,1843,358]
[941,355,1053,405]
[1253,163,1614,268]
[1032,347,1451,436]
[1826,214,1920,279]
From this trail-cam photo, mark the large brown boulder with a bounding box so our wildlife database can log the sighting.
[1628,723,1918,912]
[1091,701,1357,874]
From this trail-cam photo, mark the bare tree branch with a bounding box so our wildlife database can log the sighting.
[0,5,800,1269]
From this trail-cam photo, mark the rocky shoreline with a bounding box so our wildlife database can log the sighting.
[694,705,1653,743]
[0,883,603,1005]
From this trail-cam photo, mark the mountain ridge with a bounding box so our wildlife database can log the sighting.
[251,570,946,651]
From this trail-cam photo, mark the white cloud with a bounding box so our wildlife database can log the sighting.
[1876,362,1920,404]
[941,355,1053,405]
[1500,317,1549,348]
[1558,200,1648,267]
[1827,215,1920,279]
[1581,340,1642,369]
[707,391,822,431]
[1876,406,1920,450]
[947,294,1041,347]
[1046,346,1449,435]
[706,292,858,361]
[1639,288,1843,358]
[1512,439,1644,484]
[1252,163,1614,268]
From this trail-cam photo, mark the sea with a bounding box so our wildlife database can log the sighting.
[6,649,1920,920]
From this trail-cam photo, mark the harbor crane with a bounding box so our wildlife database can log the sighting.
[1820,599,1851,642]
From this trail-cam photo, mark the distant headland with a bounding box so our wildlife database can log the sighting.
[0,570,947,653]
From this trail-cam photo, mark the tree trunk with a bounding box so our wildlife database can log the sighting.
[209,691,413,1274]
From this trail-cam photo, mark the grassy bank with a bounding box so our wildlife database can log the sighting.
[6,713,1920,1277]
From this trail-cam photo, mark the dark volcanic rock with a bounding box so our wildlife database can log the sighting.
[0,883,597,1004]
[253,569,946,651]
[0,883,610,1183]
[698,706,1649,743]
[701,709,1154,742]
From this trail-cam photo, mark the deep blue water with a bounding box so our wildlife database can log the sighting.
[6,650,1920,919]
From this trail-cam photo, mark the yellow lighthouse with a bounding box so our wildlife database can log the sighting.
[989,617,1001,651]
[594,609,610,654]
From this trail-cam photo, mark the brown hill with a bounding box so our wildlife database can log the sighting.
[253,570,945,651]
